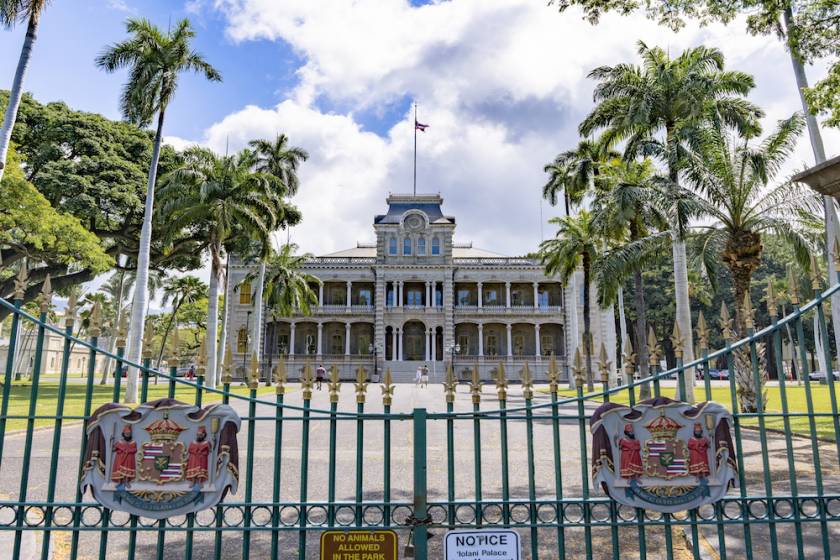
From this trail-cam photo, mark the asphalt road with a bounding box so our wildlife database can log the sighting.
[0,382,837,559]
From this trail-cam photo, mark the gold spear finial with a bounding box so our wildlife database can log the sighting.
[671,321,683,359]
[547,354,560,396]
[65,291,78,329]
[572,347,585,389]
[13,266,27,300]
[598,342,610,385]
[221,344,234,385]
[787,265,799,305]
[116,311,128,348]
[274,360,287,395]
[520,361,534,400]
[810,254,821,291]
[354,366,369,404]
[168,326,181,368]
[328,365,340,403]
[743,291,754,330]
[470,365,482,404]
[247,353,259,389]
[622,338,636,384]
[720,302,734,341]
[301,362,314,400]
[381,368,395,407]
[38,274,52,314]
[647,327,660,366]
[195,338,206,378]
[765,277,778,318]
[495,361,508,401]
[444,364,457,403]
[88,301,103,337]
[142,318,155,359]
[696,311,708,350]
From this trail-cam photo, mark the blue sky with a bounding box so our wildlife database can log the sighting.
[1,0,838,259]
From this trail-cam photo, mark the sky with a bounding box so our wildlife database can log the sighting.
[1,0,839,262]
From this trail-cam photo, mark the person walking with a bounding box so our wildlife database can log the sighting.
[316,364,326,390]
[415,365,423,387]
[421,364,429,388]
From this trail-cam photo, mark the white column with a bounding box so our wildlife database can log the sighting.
[426,282,432,308]
[478,323,484,357]
[506,324,512,357]
[426,329,432,361]
[316,323,323,356]
[346,281,352,309]
[533,282,539,308]
[345,323,351,356]
[505,282,511,309]
[400,328,405,361]
[477,282,483,308]
[397,281,403,308]
[535,324,541,357]
[318,284,324,307]
[289,323,296,356]
[391,328,398,361]
[431,328,437,361]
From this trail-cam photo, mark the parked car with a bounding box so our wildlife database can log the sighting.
[808,371,840,382]
[697,368,729,380]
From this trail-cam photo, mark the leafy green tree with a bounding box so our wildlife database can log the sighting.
[540,210,602,391]
[243,243,320,317]
[155,275,207,368]
[580,42,762,401]
[0,0,52,182]
[805,63,840,128]
[97,17,221,402]
[158,147,284,387]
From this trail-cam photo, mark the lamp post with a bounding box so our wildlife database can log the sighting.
[450,343,461,374]
[243,310,252,374]
[369,342,381,382]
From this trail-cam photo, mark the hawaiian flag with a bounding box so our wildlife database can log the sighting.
[415,120,429,132]
[647,441,688,475]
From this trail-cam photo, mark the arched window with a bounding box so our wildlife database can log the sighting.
[239,280,252,305]
[403,237,412,256]
[237,328,248,353]
[417,236,426,255]
[388,237,397,255]
[431,236,441,255]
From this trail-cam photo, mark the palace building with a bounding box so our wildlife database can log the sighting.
[225,193,616,382]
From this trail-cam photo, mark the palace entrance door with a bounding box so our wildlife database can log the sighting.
[403,320,426,360]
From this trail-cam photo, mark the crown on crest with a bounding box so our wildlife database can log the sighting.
[144,414,186,442]
[645,414,682,440]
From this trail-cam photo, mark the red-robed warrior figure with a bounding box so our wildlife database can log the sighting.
[186,426,211,485]
[688,422,711,478]
[618,424,643,479]
[111,425,137,483]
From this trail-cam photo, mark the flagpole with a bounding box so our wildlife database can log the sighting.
[413,103,417,196]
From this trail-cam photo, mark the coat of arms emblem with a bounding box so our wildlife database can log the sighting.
[591,397,736,513]
[81,398,240,518]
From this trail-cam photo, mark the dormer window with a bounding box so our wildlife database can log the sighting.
[389,237,397,255]
[403,237,412,255]
[431,237,440,255]
[417,237,426,255]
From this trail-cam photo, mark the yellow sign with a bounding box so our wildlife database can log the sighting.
[319,530,398,560]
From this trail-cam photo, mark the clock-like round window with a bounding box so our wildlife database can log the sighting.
[406,215,423,230]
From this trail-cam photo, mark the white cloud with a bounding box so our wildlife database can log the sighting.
[192,0,839,257]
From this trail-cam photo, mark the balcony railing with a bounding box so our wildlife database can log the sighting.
[315,304,375,313]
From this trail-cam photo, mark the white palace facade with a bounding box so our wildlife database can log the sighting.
[225,193,616,382]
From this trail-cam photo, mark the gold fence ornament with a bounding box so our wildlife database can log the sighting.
[598,343,610,385]
[495,362,508,401]
[765,277,778,318]
[381,369,395,407]
[696,311,708,351]
[520,361,534,400]
[470,365,482,405]
[274,361,287,395]
[671,322,683,360]
[38,274,52,314]
[355,367,369,404]
[572,348,585,389]
[142,318,155,359]
[328,366,340,403]
[444,364,457,403]
[65,291,78,329]
[88,301,103,338]
[647,327,661,367]
[221,344,234,385]
[13,266,27,300]
[247,353,259,390]
[547,355,560,396]
[720,303,734,341]
[301,362,314,400]
[787,265,800,306]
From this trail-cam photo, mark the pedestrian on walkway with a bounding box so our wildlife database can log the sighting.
[421,364,429,387]
[316,364,326,390]
[415,365,423,387]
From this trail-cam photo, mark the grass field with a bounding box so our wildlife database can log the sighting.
[0,380,280,432]
[548,383,840,441]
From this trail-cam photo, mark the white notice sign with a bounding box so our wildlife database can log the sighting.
[444,530,521,560]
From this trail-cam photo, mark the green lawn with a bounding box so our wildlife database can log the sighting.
[546,383,840,441]
[0,381,280,432]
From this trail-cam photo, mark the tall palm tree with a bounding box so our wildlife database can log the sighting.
[540,210,601,391]
[244,243,320,318]
[246,134,308,360]
[542,139,612,215]
[0,0,51,183]
[158,147,282,388]
[155,275,207,368]
[580,42,762,402]
[96,17,221,403]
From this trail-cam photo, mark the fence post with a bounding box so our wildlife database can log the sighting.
[412,408,429,560]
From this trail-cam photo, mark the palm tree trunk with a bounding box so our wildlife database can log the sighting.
[101,268,127,385]
[633,269,651,399]
[617,287,629,364]
[124,108,166,404]
[565,273,580,386]
[156,300,181,369]
[251,260,266,370]
[206,249,221,388]
[0,13,40,183]
[671,236,696,402]
[782,7,840,364]
[583,256,594,392]
[216,256,230,381]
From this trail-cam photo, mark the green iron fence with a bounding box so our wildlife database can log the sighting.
[0,267,839,559]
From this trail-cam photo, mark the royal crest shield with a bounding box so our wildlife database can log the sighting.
[591,397,736,513]
[81,398,240,519]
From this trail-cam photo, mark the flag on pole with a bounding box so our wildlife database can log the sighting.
[415,120,429,132]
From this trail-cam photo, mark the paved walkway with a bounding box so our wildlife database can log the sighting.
[0,383,837,559]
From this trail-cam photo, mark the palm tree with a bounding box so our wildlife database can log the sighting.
[542,139,612,215]
[158,147,282,388]
[155,275,207,368]
[580,42,762,402]
[540,210,601,391]
[246,134,308,360]
[96,17,221,403]
[245,243,320,317]
[0,0,51,183]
